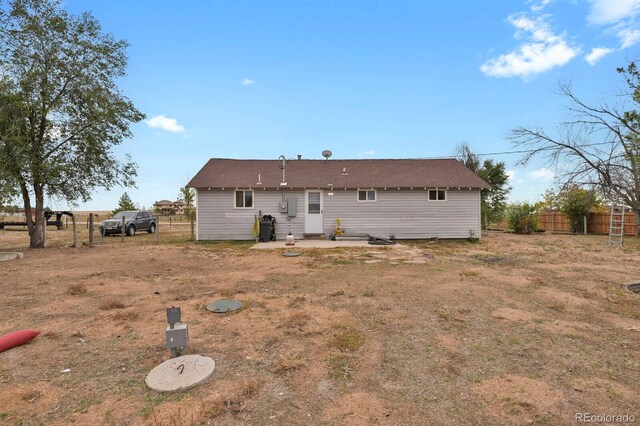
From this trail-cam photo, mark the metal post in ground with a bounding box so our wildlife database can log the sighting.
[156,216,160,243]
[122,216,126,241]
[190,215,195,241]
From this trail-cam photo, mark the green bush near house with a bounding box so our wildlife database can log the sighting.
[507,202,539,234]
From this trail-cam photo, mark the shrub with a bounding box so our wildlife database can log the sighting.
[507,202,539,234]
[558,187,599,233]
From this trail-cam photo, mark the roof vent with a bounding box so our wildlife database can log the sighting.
[322,150,332,160]
[341,167,348,176]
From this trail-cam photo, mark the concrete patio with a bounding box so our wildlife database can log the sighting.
[251,239,399,249]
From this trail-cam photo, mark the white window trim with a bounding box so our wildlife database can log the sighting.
[428,189,447,202]
[234,189,254,209]
[357,189,377,202]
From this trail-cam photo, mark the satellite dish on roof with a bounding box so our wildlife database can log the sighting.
[322,150,332,160]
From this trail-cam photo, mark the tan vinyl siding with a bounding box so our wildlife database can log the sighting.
[196,189,305,240]
[323,189,481,239]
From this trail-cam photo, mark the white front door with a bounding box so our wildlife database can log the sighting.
[305,190,323,234]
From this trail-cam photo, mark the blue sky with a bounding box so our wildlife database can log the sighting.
[54,0,640,210]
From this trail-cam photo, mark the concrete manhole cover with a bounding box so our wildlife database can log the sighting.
[145,354,215,392]
[627,283,640,296]
[206,299,244,313]
[0,252,23,262]
[283,251,301,257]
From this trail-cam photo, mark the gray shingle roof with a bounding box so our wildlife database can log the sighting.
[188,158,488,189]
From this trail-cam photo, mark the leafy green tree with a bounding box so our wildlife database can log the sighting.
[478,160,511,227]
[506,202,539,234]
[112,192,136,217]
[456,144,512,228]
[178,186,196,220]
[510,62,640,235]
[0,0,144,248]
[557,186,599,233]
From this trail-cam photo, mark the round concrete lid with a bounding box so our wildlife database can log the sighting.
[145,355,215,392]
[206,299,244,313]
[0,252,23,262]
[283,251,301,257]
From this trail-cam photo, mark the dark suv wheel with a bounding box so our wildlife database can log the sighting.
[148,223,156,234]
[127,225,136,236]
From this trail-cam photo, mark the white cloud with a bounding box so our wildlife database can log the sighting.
[585,47,615,65]
[586,0,640,49]
[617,28,640,48]
[357,150,376,158]
[587,0,640,25]
[529,0,554,12]
[480,14,580,79]
[529,167,555,181]
[241,78,255,86]
[146,115,186,133]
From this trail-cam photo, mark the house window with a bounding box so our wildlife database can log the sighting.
[357,190,376,202]
[428,189,446,201]
[235,190,253,208]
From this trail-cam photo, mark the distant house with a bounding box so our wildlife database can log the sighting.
[187,158,488,241]
[153,199,186,215]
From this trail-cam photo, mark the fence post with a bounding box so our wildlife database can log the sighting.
[190,215,195,241]
[552,211,555,233]
[156,216,160,243]
[122,216,126,241]
[72,214,77,248]
[88,213,94,246]
[583,215,587,235]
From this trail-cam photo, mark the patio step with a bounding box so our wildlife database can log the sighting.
[303,233,326,240]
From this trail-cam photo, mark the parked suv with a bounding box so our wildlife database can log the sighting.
[99,210,157,236]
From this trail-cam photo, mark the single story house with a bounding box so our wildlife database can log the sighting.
[187,158,488,241]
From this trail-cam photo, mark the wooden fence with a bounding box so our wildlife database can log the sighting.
[538,210,637,235]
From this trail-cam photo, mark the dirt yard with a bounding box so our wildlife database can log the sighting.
[0,228,639,425]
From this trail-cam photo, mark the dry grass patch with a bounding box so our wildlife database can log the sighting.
[202,378,261,418]
[330,322,365,352]
[99,299,126,310]
[273,352,305,374]
[546,301,567,312]
[110,311,140,322]
[283,311,310,329]
[606,286,640,319]
[65,283,87,295]
[287,296,306,308]
[328,353,358,379]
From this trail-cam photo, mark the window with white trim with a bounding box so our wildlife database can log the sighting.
[428,189,446,201]
[357,190,376,202]
[235,190,254,208]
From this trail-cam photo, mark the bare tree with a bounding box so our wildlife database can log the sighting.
[510,63,640,234]
[455,143,481,173]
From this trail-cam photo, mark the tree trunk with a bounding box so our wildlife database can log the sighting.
[30,184,46,248]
